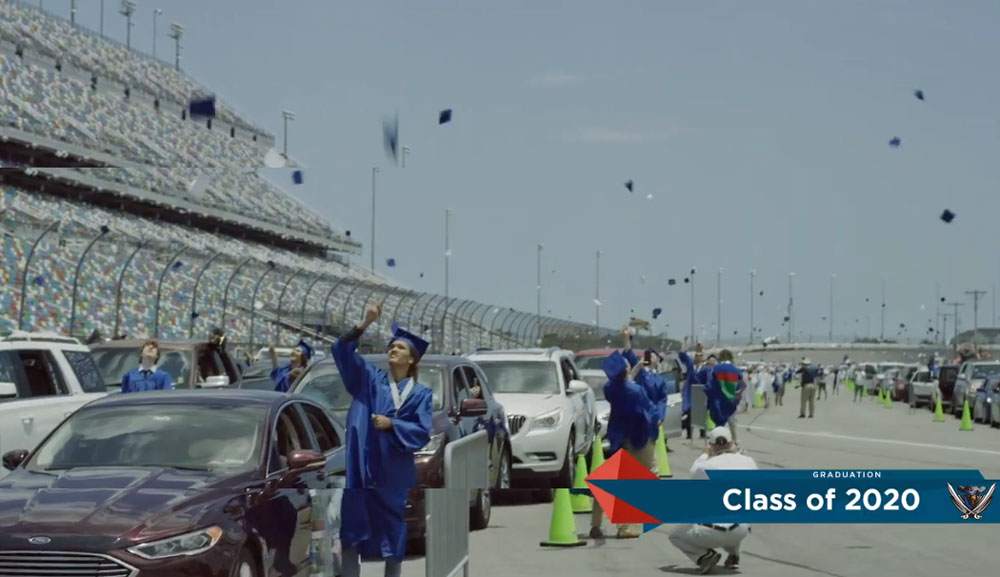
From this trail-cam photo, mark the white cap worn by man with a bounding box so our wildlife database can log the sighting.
[668,427,758,574]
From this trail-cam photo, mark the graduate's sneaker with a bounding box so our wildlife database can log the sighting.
[697,550,721,574]
[724,553,740,568]
[589,527,604,539]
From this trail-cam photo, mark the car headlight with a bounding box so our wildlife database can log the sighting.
[530,409,562,431]
[416,433,445,456]
[127,526,223,560]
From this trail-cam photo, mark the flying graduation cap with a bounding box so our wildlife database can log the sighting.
[940,209,955,223]
[292,170,303,185]
[889,137,901,148]
[32,275,45,286]
[684,278,689,284]
[914,89,924,101]
[439,109,452,124]
[625,180,634,193]
[668,279,676,286]
[383,113,400,164]
[188,96,216,119]
[652,307,662,319]
[386,258,396,268]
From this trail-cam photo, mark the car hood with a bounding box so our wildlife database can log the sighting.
[0,467,248,550]
[493,393,564,417]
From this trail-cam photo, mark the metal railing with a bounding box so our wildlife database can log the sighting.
[426,429,489,577]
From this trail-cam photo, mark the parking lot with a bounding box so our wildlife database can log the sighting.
[396,389,1000,577]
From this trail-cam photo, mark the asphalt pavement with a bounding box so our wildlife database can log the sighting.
[391,385,997,576]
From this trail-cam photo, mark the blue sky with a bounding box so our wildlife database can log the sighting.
[44,0,1000,343]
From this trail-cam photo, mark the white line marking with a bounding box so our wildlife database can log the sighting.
[744,425,1000,457]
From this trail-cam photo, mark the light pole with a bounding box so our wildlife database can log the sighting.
[880,279,886,341]
[537,243,543,344]
[18,220,61,331]
[749,270,755,345]
[965,290,986,341]
[445,209,451,299]
[70,0,77,24]
[595,250,601,335]
[689,267,696,346]
[281,110,295,158]
[936,283,942,344]
[152,8,162,58]
[100,0,104,35]
[168,22,183,71]
[119,0,136,50]
[787,272,795,344]
[716,268,722,345]
[829,273,836,342]
[370,167,378,273]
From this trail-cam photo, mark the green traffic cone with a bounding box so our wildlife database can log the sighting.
[933,396,946,422]
[589,437,605,473]
[846,379,855,392]
[877,389,884,403]
[884,391,893,408]
[654,428,672,478]
[706,413,716,431]
[753,391,763,408]
[540,488,587,547]
[960,400,974,431]
[570,454,592,514]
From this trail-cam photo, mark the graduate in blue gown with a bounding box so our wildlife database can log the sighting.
[331,302,433,577]
[622,346,667,443]
[270,339,313,393]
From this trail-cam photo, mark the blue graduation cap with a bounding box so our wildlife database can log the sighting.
[783,316,791,322]
[191,311,200,319]
[914,89,924,101]
[652,307,662,319]
[388,323,430,360]
[383,114,399,164]
[292,170,303,185]
[667,279,676,286]
[625,179,634,193]
[171,261,184,271]
[940,209,955,223]
[621,348,639,368]
[602,351,627,380]
[889,137,901,148]
[188,96,216,119]
[295,339,314,362]
[439,109,452,124]
[386,258,396,267]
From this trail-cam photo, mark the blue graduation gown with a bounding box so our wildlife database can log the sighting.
[271,364,294,393]
[636,368,667,440]
[706,363,743,427]
[331,336,433,560]
[603,377,655,453]
[121,368,173,393]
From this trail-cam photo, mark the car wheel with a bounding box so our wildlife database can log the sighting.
[230,549,259,577]
[533,488,554,503]
[553,433,575,489]
[470,488,491,531]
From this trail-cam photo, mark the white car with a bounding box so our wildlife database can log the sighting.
[0,331,109,465]
[907,368,937,408]
[468,348,596,501]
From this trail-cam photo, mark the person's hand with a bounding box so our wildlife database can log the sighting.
[268,343,276,356]
[372,414,393,430]
[289,368,303,381]
[469,385,482,398]
[362,302,383,328]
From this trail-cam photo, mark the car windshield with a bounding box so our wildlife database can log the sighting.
[574,355,609,371]
[91,348,193,389]
[475,361,561,395]
[27,404,265,472]
[245,356,285,379]
[972,364,1000,380]
[295,361,445,420]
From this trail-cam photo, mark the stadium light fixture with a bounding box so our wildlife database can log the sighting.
[70,0,77,25]
[119,0,136,49]
[168,22,184,71]
[282,110,295,158]
[153,9,163,58]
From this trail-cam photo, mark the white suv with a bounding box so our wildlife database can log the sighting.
[468,348,596,501]
[0,331,109,464]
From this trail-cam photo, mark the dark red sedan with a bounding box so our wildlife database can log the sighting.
[0,390,346,577]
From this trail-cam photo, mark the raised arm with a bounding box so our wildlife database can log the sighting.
[331,303,383,399]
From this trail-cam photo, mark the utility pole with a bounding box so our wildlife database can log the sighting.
[935,283,941,344]
[595,250,601,334]
[749,270,755,345]
[966,290,986,341]
[716,268,722,346]
[941,312,951,344]
[690,268,696,346]
[880,279,886,342]
[946,302,965,344]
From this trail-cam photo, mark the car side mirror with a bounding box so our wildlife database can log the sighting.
[568,380,590,394]
[0,382,17,399]
[287,449,324,471]
[459,397,487,417]
[3,449,29,471]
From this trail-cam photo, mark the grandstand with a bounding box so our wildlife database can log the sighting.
[0,3,593,352]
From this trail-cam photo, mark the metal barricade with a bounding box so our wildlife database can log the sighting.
[691,384,708,434]
[426,429,489,577]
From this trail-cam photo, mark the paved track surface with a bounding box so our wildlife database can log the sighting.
[385,385,997,576]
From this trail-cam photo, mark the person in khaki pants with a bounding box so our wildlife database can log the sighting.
[590,343,656,540]
[796,358,818,418]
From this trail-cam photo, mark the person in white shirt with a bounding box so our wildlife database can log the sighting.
[669,427,757,574]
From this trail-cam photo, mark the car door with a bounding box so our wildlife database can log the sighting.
[8,348,93,453]
[558,358,587,454]
[262,403,324,573]
[460,365,497,485]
